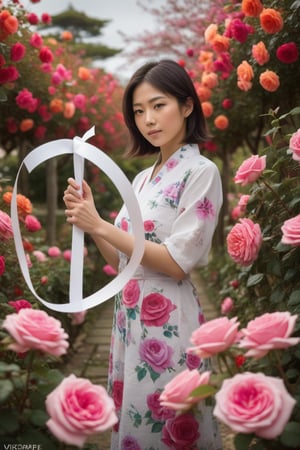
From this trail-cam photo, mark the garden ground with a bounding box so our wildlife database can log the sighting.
[62,271,235,450]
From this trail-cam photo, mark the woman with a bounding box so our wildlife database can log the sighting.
[64,59,223,449]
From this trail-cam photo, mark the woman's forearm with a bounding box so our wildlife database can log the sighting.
[93,220,186,281]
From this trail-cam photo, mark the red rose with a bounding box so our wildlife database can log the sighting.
[276,42,299,64]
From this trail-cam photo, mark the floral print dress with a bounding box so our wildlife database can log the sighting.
[108,144,223,450]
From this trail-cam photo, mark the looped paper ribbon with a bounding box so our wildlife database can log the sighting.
[11,127,145,313]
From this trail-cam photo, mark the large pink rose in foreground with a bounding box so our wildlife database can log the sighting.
[289,128,300,162]
[188,317,240,358]
[214,372,296,439]
[227,218,262,266]
[281,214,300,246]
[46,374,118,447]
[2,308,69,356]
[234,154,266,185]
[239,312,300,359]
[160,369,211,411]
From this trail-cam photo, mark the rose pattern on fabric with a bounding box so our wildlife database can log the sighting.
[141,292,177,327]
[195,197,215,219]
[137,338,175,381]
[162,413,200,449]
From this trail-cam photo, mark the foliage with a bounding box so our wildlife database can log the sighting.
[0,0,127,154]
[200,108,300,449]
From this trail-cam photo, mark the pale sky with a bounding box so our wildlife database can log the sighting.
[21,0,164,80]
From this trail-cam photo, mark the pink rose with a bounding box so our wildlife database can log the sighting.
[0,210,13,240]
[0,255,5,276]
[24,214,41,232]
[234,155,266,185]
[221,296,234,315]
[238,194,250,212]
[103,264,117,276]
[281,214,300,246]
[141,293,176,326]
[227,218,262,266]
[188,317,240,358]
[63,249,72,261]
[160,369,211,411]
[289,128,300,162]
[33,250,47,262]
[185,352,201,370]
[48,246,61,257]
[2,308,69,356]
[162,413,200,448]
[122,279,140,308]
[46,374,118,447]
[144,220,155,232]
[239,312,300,359]
[139,338,174,373]
[214,372,296,439]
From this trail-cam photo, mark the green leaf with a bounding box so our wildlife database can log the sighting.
[0,362,21,374]
[0,410,19,434]
[288,291,300,307]
[0,380,14,403]
[190,384,217,398]
[270,287,286,304]
[234,432,256,450]
[280,421,300,448]
[152,421,163,433]
[135,366,147,382]
[29,409,48,427]
[246,273,264,287]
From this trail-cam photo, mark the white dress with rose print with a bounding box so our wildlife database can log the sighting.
[108,144,223,450]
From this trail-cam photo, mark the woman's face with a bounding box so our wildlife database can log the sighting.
[132,81,193,154]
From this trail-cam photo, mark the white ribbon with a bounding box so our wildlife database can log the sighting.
[11,127,145,313]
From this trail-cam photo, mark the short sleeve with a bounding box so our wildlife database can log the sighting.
[163,160,223,273]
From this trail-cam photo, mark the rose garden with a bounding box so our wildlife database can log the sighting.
[0,0,300,449]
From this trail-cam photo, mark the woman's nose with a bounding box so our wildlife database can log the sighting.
[145,110,155,125]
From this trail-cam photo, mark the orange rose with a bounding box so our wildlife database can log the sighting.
[237,79,253,92]
[201,101,214,118]
[252,41,270,65]
[212,34,230,53]
[259,70,280,92]
[260,8,283,34]
[1,11,19,34]
[214,115,229,130]
[241,0,263,17]
[237,60,254,81]
[201,72,218,89]
[50,98,64,113]
[3,191,12,205]
[20,119,34,132]
[78,66,91,81]
[63,101,75,119]
[196,84,212,102]
[204,24,218,44]
[61,30,73,41]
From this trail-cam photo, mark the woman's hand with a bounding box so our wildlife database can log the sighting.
[63,178,103,235]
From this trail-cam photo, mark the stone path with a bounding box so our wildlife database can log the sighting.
[63,272,235,449]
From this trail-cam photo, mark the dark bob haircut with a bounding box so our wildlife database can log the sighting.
[122,59,207,157]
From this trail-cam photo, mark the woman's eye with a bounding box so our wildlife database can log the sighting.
[133,109,143,115]
[154,103,164,109]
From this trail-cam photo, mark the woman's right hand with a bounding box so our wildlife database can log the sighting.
[63,178,103,235]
